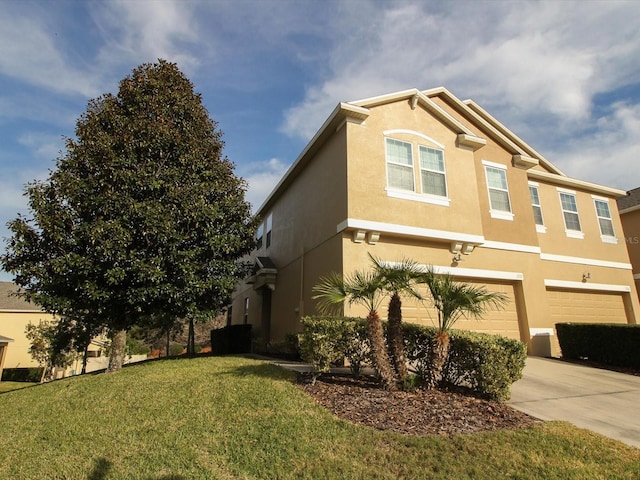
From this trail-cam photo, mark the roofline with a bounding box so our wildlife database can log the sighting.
[620,204,640,214]
[527,169,627,197]
[0,309,43,313]
[462,99,564,176]
[423,87,564,175]
[256,102,370,215]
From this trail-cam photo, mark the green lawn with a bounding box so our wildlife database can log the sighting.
[1,356,638,479]
[0,381,37,393]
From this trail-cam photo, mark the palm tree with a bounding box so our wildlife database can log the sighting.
[313,270,398,390]
[420,268,508,388]
[369,254,423,382]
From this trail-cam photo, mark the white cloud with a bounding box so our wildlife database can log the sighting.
[549,102,640,190]
[240,158,290,213]
[18,133,65,160]
[0,13,100,97]
[92,0,202,75]
[281,1,640,155]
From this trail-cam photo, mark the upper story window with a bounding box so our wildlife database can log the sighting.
[384,133,449,207]
[255,213,273,250]
[482,161,513,220]
[528,182,545,232]
[256,223,264,249]
[558,189,583,238]
[265,213,273,248]
[419,146,447,197]
[385,138,415,191]
[593,197,616,243]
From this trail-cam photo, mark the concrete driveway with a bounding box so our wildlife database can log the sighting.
[509,357,640,449]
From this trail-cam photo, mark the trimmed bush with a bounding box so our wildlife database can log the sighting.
[556,322,640,369]
[1,367,43,383]
[299,316,526,400]
[211,324,253,355]
[298,316,369,381]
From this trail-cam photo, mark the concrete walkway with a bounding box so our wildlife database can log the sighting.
[509,357,640,449]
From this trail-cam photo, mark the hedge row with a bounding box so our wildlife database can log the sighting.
[299,316,526,401]
[556,322,640,369]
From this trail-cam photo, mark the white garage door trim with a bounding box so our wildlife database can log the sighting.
[544,279,631,293]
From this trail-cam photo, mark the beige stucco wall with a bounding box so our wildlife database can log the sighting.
[0,311,55,369]
[230,123,349,342]
[233,91,640,357]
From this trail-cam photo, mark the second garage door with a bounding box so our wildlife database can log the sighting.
[547,289,628,325]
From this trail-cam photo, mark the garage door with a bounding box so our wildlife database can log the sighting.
[402,280,520,340]
[546,289,628,324]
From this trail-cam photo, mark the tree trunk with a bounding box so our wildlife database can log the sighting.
[187,317,196,358]
[107,329,127,373]
[367,310,397,390]
[81,344,89,374]
[387,293,408,382]
[427,330,450,389]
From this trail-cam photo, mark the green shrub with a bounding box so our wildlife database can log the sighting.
[169,343,185,356]
[556,322,640,369]
[299,316,526,400]
[444,330,527,401]
[1,367,43,383]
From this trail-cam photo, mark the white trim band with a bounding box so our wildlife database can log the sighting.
[432,265,523,281]
[481,241,541,254]
[530,328,554,336]
[540,253,632,270]
[544,279,631,292]
[337,218,484,244]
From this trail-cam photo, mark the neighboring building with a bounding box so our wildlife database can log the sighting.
[230,87,639,357]
[0,281,114,379]
[618,187,640,300]
[0,281,55,372]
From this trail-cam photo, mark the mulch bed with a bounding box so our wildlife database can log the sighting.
[296,373,541,436]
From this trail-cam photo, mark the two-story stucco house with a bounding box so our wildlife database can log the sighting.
[230,87,639,357]
[618,187,640,301]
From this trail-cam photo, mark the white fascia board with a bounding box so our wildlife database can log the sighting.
[544,279,631,293]
[620,204,640,214]
[540,253,632,270]
[336,218,484,245]
[425,89,528,158]
[463,99,563,176]
[528,170,626,198]
[480,241,541,254]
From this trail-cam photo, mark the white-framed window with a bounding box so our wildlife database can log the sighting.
[593,197,616,242]
[483,161,513,220]
[419,146,447,197]
[385,138,414,192]
[243,297,249,324]
[528,182,545,232]
[256,223,264,249]
[384,134,449,206]
[265,213,273,248]
[558,190,583,238]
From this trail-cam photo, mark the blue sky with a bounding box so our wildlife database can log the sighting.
[1,0,640,281]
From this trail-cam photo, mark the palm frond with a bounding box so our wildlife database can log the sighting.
[369,253,424,300]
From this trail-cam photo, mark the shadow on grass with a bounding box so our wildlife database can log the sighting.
[87,458,111,480]
[222,362,297,381]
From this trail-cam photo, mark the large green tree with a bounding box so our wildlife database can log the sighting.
[2,60,256,371]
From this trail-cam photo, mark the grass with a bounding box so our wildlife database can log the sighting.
[0,381,37,393]
[0,356,638,479]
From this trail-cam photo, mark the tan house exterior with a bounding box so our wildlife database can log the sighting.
[231,87,639,357]
[0,282,111,379]
[618,188,640,300]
